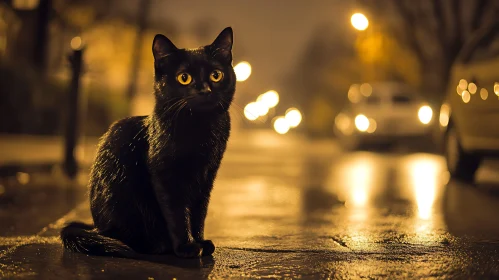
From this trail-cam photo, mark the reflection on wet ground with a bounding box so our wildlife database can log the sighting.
[209,149,499,261]
[1,141,499,278]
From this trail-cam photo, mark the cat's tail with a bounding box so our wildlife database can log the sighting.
[60,222,136,258]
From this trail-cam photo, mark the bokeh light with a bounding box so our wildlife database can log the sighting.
[244,102,259,121]
[259,90,280,108]
[418,105,433,124]
[367,118,377,133]
[439,104,450,127]
[234,61,252,82]
[468,82,477,94]
[348,84,362,103]
[16,172,30,185]
[355,114,369,132]
[285,108,302,128]
[335,113,354,136]
[480,88,489,100]
[360,83,372,97]
[255,101,269,116]
[462,90,471,103]
[273,117,290,134]
[458,79,468,90]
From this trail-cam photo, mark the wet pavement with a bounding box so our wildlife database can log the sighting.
[1,133,499,279]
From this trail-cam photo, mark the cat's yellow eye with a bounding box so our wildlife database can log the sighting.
[177,73,192,85]
[210,70,224,83]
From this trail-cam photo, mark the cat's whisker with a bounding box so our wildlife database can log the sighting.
[218,101,225,111]
[164,98,185,114]
[221,99,246,123]
[156,98,185,123]
[171,101,188,136]
[133,97,184,141]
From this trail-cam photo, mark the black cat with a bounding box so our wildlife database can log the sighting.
[61,27,236,258]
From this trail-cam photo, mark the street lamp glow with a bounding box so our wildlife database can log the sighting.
[351,13,369,31]
[234,61,252,82]
[244,102,259,121]
[259,90,280,108]
[273,117,290,134]
[70,36,83,50]
[285,108,302,128]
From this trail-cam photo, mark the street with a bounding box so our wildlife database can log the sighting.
[1,132,499,279]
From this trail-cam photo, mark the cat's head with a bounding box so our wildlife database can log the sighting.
[152,27,236,114]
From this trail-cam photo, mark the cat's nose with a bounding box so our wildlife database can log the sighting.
[198,83,212,96]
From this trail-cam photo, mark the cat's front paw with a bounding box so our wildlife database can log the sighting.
[174,243,203,258]
[199,240,215,256]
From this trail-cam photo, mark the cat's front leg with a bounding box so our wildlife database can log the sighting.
[152,179,202,258]
[190,195,215,256]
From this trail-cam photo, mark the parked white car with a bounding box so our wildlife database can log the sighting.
[438,19,499,182]
[334,82,434,149]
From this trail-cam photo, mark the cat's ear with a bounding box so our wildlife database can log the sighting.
[210,27,233,62]
[152,34,178,60]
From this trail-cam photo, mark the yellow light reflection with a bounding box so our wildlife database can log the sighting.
[494,83,499,96]
[346,157,373,208]
[407,156,440,220]
[341,155,377,251]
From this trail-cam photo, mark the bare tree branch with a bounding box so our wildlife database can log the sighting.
[358,0,497,93]
[430,0,447,46]
[449,0,464,47]
[388,0,427,62]
[471,0,489,31]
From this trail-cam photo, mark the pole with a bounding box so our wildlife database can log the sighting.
[34,0,51,73]
[126,0,152,103]
[63,46,84,179]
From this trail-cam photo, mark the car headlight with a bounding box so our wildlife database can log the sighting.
[418,105,433,124]
[355,114,370,131]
